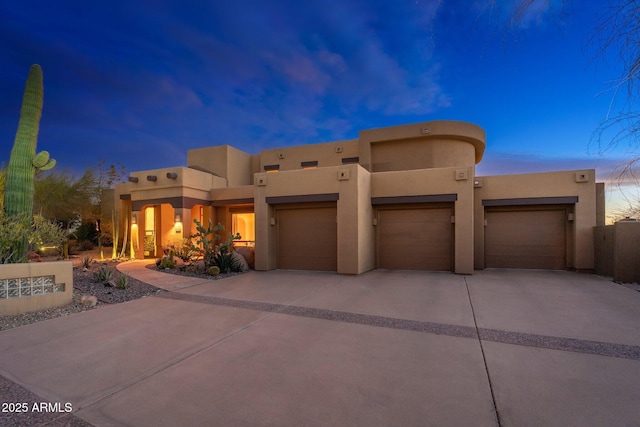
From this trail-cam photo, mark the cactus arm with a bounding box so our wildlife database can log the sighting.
[32,151,56,170]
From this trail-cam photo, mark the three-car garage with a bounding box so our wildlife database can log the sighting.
[269,195,577,273]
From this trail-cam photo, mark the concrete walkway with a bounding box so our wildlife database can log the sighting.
[1,262,639,426]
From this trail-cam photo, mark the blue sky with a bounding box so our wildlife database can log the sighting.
[0,1,635,216]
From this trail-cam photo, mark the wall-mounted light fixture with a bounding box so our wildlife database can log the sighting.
[174,214,182,234]
[131,212,138,225]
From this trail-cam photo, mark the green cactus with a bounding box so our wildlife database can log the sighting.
[3,64,56,261]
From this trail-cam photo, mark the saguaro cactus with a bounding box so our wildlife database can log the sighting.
[3,64,56,261]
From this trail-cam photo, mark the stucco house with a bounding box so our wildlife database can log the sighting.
[109,120,605,274]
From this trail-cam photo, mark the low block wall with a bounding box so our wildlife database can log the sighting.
[594,221,640,283]
[0,261,73,316]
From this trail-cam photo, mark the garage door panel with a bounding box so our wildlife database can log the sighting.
[485,209,566,270]
[377,206,452,271]
[277,206,337,271]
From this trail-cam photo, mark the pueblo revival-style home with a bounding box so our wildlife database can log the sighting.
[109,120,605,275]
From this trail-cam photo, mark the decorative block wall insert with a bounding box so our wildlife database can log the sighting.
[0,275,65,299]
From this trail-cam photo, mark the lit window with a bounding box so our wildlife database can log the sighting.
[232,213,255,246]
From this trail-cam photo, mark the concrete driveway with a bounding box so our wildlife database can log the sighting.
[1,265,639,426]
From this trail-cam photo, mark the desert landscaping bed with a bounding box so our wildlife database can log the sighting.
[0,252,164,331]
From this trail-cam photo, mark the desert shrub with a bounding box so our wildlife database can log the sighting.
[167,238,199,264]
[157,251,177,269]
[115,274,129,289]
[79,240,94,251]
[0,214,29,263]
[93,265,112,283]
[75,220,99,245]
[189,220,241,273]
[213,250,240,274]
[189,219,217,268]
[207,266,220,276]
[29,215,67,254]
[81,256,92,269]
[0,213,67,263]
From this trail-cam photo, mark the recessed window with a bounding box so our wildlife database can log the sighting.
[301,160,318,169]
[342,156,359,164]
[264,164,280,173]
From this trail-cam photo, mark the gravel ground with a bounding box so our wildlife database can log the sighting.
[0,256,165,332]
[146,261,247,281]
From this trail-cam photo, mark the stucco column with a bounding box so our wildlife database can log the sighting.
[337,165,360,274]
[253,173,275,271]
[454,174,475,275]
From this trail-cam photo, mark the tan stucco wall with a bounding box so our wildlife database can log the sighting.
[210,185,255,202]
[254,164,364,274]
[357,167,376,273]
[613,221,640,283]
[187,145,253,186]
[126,166,226,203]
[259,139,359,172]
[596,182,606,226]
[371,167,475,274]
[336,165,375,274]
[359,120,486,171]
[369,139,477,172]
[474,170,597,271]
[0,261,73,315]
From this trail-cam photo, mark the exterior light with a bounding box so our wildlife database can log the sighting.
[174,214,182,233]
[131,213,137,225]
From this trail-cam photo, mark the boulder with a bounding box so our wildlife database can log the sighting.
[231,251,250,272]
[234,246,255,269]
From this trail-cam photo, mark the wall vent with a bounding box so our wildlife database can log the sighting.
[575,171,589,183]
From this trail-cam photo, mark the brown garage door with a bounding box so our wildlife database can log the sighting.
[485,208,566,269]
[377,206,453,271]
[277,205,337,271]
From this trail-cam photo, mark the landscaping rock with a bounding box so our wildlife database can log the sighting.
[235,246,254,269]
